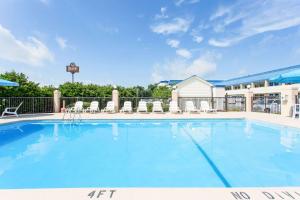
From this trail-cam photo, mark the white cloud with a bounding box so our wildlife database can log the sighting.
[0,24,54,66]
[176,48,192,59]
[208,0,300,47]
[193,35,203,43]
[151,17,192,35]
[151,52,218,82]
[209,6,232,21]
[55,36,67,49]
[191,30,203,43]
[166,39,180,48]
[175,0,185,6]
[208,38,237,47]
[174,0,200,6]
[155,7,169,19]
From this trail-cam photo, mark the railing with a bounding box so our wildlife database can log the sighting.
[119,97,170,112]
[0,97,53,114]
[0,96,248,114]
[251,96,281,114]
[178,96,246,112]
[296,95,300,104]
[61,97,112,111]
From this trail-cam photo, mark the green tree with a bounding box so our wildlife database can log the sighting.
[0,71,169,98]
[59,82,114,97]
[0,71,44,97]
[152,86,171,98]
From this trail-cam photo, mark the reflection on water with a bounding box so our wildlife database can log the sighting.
[244,120,252,139]
[1,120,300,188]
[0,124,56,177]
[111,123,119,140]
[170,123,178,139]
[54,123,59,141]
[0,124,43,146]
[183,122,212,142]
[280,128,299,152]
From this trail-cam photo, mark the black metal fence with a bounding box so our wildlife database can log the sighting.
[178,96,246,112]
[0,96,249,114]
[60,97,112,111]
[251,96,281,114]
[296,95,300,104]
[119,97,170,112]
[0,97,53,114]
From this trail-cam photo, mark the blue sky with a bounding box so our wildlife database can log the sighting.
[0,0,300,86]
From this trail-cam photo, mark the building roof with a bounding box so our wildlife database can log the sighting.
[220,64,300,86]
[175,75,214,88]
[158,64,300,87]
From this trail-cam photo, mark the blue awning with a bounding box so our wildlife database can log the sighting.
[0,79,19,86]
[270,69,300,83]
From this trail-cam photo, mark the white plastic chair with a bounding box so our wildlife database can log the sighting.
[1,102,23,118]
[68,101,83,113]
[103,101,115,113]
[152,101,163,113]
[121,101,132,113]
[200,101,217,113]
[169,101,181,113]
[86,101,99,113]
[293,104,300,119]
[137,101,148,113]
[185,101,199,113]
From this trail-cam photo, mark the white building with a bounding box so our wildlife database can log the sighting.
[159,65,300,116]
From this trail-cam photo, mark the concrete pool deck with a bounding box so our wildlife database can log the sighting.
[1,111,300,129]
[0,187,300,200]
[1,112,300,200]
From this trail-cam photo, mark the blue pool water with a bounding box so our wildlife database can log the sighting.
[0,119,300,188]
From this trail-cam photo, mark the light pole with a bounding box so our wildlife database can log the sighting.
[66,62,80,83]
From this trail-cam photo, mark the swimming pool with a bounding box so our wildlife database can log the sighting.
[0,119,299,188]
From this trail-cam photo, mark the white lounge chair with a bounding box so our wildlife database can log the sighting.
[169,101,181,113]
[67,101,83,113]
[185,101,200,113]
[103,101,115,113]
[152,101,163,113]
[137,101,148,113]
[200,101,217,113]
[293,104,300,119]
[121,101,132,113]
[85,101,99,113]
[1,102,23,118]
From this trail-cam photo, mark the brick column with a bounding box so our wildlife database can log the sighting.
[112,89,119,112]
[171,89,178,102]
[281,87,298,117]
[264,80,269,87]
[53,90,61,113]
[245,91,253,112]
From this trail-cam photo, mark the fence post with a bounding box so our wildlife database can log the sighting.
[225,95,228,111]
[32,97,35,113]
[171,89,178,103]
[281,87,298,117]
[112,89,119,112]
[53,90,61,113]
[245,91,253,112]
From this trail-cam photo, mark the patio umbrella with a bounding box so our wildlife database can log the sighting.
[0,79,19,86]
[269,69,300,83]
